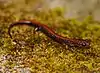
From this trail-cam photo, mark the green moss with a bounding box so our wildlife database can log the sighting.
[0,1,100,73]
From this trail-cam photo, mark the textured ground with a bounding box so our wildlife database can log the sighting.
[0,0,100,73]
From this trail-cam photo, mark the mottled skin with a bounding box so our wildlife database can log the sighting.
[8,20,91,48]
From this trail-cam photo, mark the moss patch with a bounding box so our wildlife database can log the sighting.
[0,1,100,73]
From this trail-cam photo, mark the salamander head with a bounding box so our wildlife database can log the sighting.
[64,39,91,48]
[76,39,91,48]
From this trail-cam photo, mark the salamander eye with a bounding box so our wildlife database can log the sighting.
[78,41,86,46]
[82,42,86,46]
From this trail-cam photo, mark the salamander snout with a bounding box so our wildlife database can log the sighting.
[78,39,91,48]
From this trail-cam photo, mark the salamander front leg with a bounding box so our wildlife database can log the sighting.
[67,45,75,52]
[34,27,42,47]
